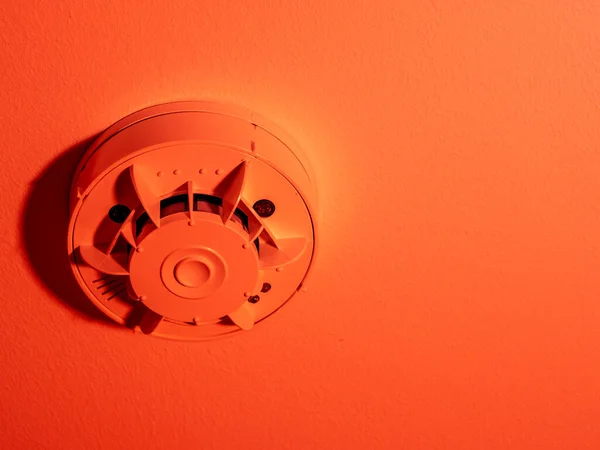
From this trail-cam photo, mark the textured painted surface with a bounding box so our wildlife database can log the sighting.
[1,1,600,449]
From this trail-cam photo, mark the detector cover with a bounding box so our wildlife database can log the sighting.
[68,102,317,340]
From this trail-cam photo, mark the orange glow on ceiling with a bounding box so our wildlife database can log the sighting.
[2,1,600,449]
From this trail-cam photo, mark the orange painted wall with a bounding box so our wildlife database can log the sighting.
[2,1,600,449]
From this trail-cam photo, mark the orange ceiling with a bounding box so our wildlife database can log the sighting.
[2,1,600,448]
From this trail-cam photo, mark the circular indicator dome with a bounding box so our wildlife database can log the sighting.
[67,102,317,340]
[174,258,211,288]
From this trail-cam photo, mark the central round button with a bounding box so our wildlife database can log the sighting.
[131,215,260,319]
[174,258,211,288]
[160,245,229,300]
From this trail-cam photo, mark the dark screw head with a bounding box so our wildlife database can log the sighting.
[108,204,131,223]
[261,283,272,293]
[248,295,260,304]
[253,199,275,218]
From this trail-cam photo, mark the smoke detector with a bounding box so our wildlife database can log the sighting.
[68,102,317,340]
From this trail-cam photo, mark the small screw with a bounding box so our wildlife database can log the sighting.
[108,204,131,223]
[248,295,260,304]
[173,169,181,175]
[261,283,272,293]
[253,199,275,218]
